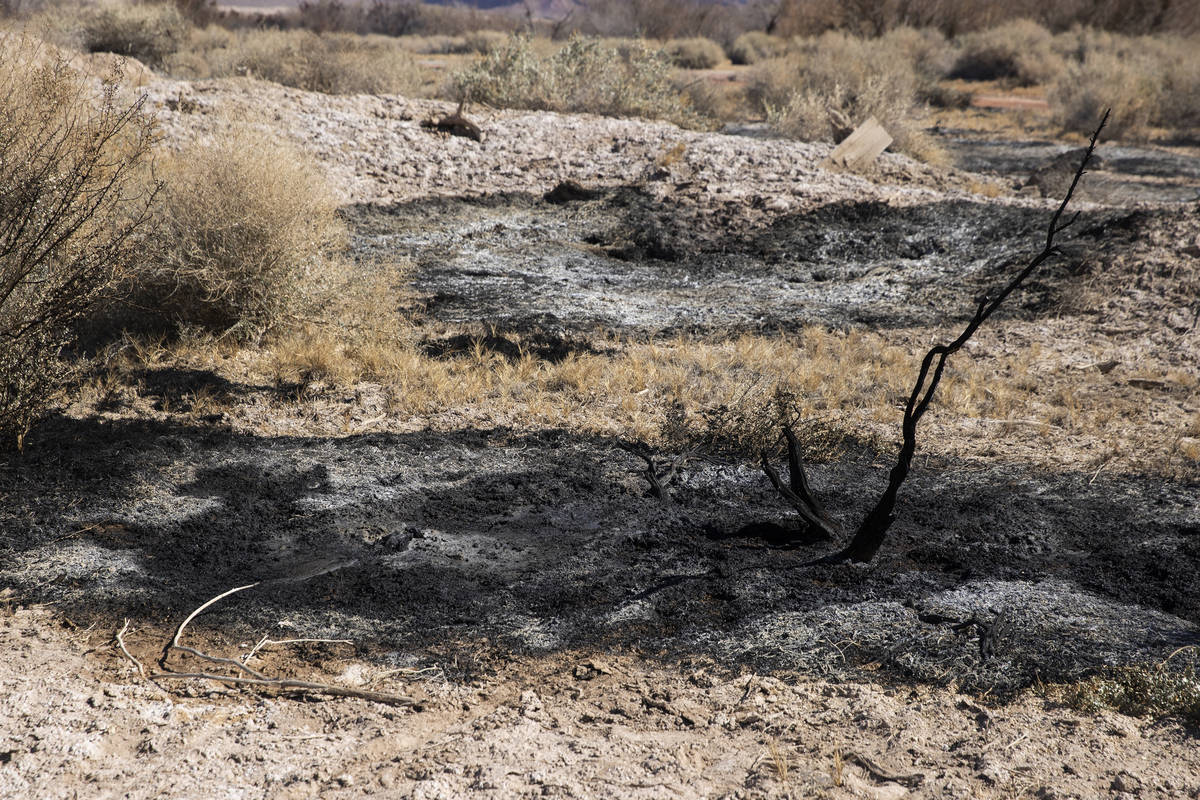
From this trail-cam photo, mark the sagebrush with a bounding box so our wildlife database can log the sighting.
[136,128,345,340]
[0,34,156,447]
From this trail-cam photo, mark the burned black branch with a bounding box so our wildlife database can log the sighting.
[620,440,692,502]
[762,110,1109,565]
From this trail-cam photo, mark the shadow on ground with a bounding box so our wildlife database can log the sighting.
[3,414,1197,691]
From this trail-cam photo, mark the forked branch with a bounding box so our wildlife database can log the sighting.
[762,110,1109,564]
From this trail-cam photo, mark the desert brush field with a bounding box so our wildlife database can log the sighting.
[1,1,1199,797]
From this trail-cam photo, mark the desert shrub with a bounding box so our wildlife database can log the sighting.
[78,1,191,66]
[1065,662,1200,720]
[0,34,156,447]
[167,27,420,95]
[462,29,507,54]
[138,129,346,339]
[663,36,724,69]
[393,34,464,54]
[727,31,786,64]
[452,35,702,127]
[880,25,954,81]
[1049,34,1200,138]
[950,19,1064,85]
[1156,38,1200,129]
[756,31,943,162]
[1049,48,1161,139]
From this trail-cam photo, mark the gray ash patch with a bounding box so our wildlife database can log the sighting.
[3,419,1196,692]
[348,190,1116,335]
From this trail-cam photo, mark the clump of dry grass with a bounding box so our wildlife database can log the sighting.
[755,31,946,163]
[452,34,705,127]
[134,128,346,340]
[1062,654,1200,721]
[461,29,508,54]
[165,27,421,96]
[663,36,724,69]
[0,33,156,447]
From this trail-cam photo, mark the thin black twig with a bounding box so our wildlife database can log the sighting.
[765,110,1109,565]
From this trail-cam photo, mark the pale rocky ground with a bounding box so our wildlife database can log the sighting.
[2,75,1198,799]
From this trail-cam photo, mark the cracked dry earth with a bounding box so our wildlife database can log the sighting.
[2,77,1200,799]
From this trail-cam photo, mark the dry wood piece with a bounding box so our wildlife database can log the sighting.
[764,110,1110,564]
[141,581,419,708]
[826,116,892,170]
[843,750,925,788]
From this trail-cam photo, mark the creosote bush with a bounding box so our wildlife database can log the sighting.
[0,34,156,447]
[452,35,703,127]
[138,129,346,340]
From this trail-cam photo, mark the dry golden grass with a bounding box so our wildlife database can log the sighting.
[74,307,1198,482]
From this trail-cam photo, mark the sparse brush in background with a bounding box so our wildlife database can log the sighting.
[756,31,945,163]
[134,128,346,340]
[76,0,191,66]
[452,34,704,128]
[949,18,1064,85]
[1050,49,1159,139]
[165,27,420,95]
[461,28,508,54]
[0,34,157,448]
[1049,32,1200,138]
[663,36,724,69]
[727,31,786,65]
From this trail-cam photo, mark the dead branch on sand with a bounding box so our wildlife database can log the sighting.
[762,110,1109,565]
[114,582,420,708]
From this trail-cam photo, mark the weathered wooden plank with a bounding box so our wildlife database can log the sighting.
[826,116,892,169]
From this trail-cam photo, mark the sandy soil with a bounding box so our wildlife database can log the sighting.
[2,76,1198,798]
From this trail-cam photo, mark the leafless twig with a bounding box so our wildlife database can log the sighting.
[762,109,1110,564]
[115,618,145,678]
[150,582,419,708]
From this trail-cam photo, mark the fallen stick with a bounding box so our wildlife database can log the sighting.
[145,581,420,709]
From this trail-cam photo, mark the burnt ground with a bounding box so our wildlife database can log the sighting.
[2,80,1200,798]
